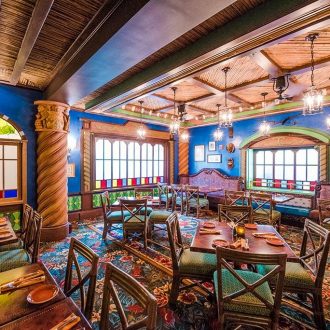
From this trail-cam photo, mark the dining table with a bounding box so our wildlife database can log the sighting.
[0,217,18,247]
[190,221,299,262]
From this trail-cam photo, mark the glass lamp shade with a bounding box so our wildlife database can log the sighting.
[213,127,223,141]
[259,120,271,136]
[180,131,190,141]
[303,86,324,115]
[220,109,233,127]
[137,125,146,139]
[169,119,180,134]
[326,116,330,130]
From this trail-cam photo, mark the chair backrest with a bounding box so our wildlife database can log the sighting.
[186,185,199,205]
[215,247,286,325]
[225,190,246,206]
[119,198,148,224]
[249,192,273,220]
[24,210,42,263]
[134,187,154,199]
[317,198,330,224]
[171,184,185,210]
[21,204,33,239]
[64,238,99,321]
[166,212,184,271]
[100,262,157,330]
[157,182,168,196]
[299,219,330,289]
[219,204,253,225]
[100,191,111,220]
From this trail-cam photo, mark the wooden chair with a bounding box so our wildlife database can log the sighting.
[166,212,217,306]
[120,198,149,249]
[218,204,253,225]
[101,191,129,240]
[0,210,43,272]
[134,187,154,215]
[157,182,171,210]
[215,247,287,330]
[100,262,157,330]
[0,203,33,252]
[257,219,330,329]
[185,185,209,218]
[317,199,330,229]
[171,184,186,213]
[64,238,99,321]
[224,190,246,206]
[248,192,281,231]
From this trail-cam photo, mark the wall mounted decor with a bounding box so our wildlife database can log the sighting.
[207,154,222,163]
[229,127,234,138]
[67,163,76,177]
[226,142,235,153]
[208,141,216,151]
[194,145,205,162]
[219,144,224,150]
[227,158,234,169]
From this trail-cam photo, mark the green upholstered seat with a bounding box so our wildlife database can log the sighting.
[214,269,273,316]
[253,209,281,224]
[123,215,146,223]
[160,193,172,202]
[106,210,130,221]
[256,262,314,290]
[188,198,209,208]
[133,207,153,216]
[149,210,171,222]
[0,239,23,252]
[0,249,30,272]
[179,249,217,277]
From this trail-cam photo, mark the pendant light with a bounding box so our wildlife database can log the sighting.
[169,87,180,135]
[303,33,324,115]
[137,100,146,139]
[259,92,271,136]
[213,103,224,141]
[180,130,190,142]
[221,67,233,127]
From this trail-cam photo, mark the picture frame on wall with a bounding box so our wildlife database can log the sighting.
[207,154,222,163]
[194,145,205,162]
[208,141,216,151]
[67,163,76,177]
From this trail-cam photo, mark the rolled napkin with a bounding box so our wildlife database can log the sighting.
[199,229,221,235]
[252,232,276,239]
[50,313,81,330]
[229,239,241,249]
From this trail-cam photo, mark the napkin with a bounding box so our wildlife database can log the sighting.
[199,229,221,235]
[252,232,276,239]
[50,313,81,330]
[229,239,241,249]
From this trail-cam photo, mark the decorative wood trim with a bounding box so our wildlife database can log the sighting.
[240,149,246,187]
[179,140,189,175]
[82,130,91,193]
[169,140,175,184]
[319,144,327,182]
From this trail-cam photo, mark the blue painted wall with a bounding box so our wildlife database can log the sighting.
[188,106,330,176]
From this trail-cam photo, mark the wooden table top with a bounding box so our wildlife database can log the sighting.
[0,298,92,330]
[0,263,66,326]
[190,221,299,262]
[0,218,18,246]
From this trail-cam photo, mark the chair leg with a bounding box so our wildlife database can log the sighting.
[102,222,108,240]
[169,275,181,307]
[312,292,326,330]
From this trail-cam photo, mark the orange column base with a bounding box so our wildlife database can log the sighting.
[40,223,70,242]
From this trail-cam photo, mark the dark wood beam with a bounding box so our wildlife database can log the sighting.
[10,0,54,85]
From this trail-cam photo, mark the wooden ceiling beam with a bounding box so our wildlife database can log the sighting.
[249,50,284,77]
[186,104,216,115]
[10,0,54,85]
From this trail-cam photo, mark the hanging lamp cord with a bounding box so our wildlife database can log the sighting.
[310,35,316,87]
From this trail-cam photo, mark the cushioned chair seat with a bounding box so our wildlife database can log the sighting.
[253,209,281,224]
[188,198,209,208]
[0,249,30,272]
[133,207,153,216]
[106,210,130,221]
[0,239,23,252]
[179,249,217,277]
[214,269,273,316]
[160,193,172,202]
[149,210,171,223]
[256,262,314,290]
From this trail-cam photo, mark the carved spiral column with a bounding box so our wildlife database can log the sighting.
[34,100,70,241]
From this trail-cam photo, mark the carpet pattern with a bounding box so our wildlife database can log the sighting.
[40,214,330,330]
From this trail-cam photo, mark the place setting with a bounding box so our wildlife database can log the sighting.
[199,221,221,235]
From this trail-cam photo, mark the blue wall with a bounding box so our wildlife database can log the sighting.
[188,106,330,176]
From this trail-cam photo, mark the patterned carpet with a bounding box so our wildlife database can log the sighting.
[40,214,330,330]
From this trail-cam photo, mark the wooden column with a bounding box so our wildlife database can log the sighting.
[179,139,189,175]
[34,100,70,241]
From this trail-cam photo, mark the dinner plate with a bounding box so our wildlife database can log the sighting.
[27,284,59,304]
[266,238,284,246]
[245,223,257,230]
[203,222,216,229]
[212,239,229,248]
[0,233,12,240]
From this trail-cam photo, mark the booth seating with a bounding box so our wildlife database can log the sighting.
[309,181,330,222]
[179,169,244,210]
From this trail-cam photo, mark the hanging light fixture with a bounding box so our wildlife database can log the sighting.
[180,130,190,142]
[272,74,290,100]
[213,103,224,141]
[169,87,180,135]
[259,92,271,136]
[303,33,324,115]
[220,67,233,127]
[137,100,146,139]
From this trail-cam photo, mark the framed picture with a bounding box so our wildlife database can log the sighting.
[194,145,205,162]
[207,154,222,163]
[219,144,224,150]
[208,141,216,151]
[67,163,76,177]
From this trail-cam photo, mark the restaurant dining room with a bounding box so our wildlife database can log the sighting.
[0,0,330,329]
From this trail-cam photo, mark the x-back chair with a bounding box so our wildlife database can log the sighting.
[185,185,209,218]
[218,204,253,225]
[224,190,246,206]
[157,182,171,210]
[171,184,186,213]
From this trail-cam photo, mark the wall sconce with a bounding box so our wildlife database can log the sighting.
[68,134,77,159]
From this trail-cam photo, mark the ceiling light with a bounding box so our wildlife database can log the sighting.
[272,74,290,100]
[180,131,190,142]
[169,87,180,135]
[220,67,233,127]
[213,103,223,141]
[303,33,324,115]
[136,100,146,140]
[259,92,271,136]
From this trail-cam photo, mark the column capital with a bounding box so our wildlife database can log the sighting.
[34,100,70,133]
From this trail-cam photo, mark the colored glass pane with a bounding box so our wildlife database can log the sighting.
[128,179,132,186]
[101,180,107,188]
[107,179,111,187]
[113,179,117,187]
[4,190,17,198]
[95,181,101,189]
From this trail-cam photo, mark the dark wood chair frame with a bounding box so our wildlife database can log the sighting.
[64,237,99,321]
[185,185,209,218]
[100,262,157,330]
[166,212,214,306]
[134,187,154,199]
[171,184,186,213]
[20,204,33,241]
[215,247,287,330]
[218,204,253,225]
[157,182,171,209]
[317,199,330,226]
[24,210,42,263]
[120,198,149,249]
[224,190,246,206]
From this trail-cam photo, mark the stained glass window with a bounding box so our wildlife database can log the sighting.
[94,137,166,189]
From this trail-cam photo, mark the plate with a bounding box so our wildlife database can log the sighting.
[245,223,257,230]
[0,233,12,240]
[266,238,284,246]
[27,284,59,304]
[212,239,229,248]
[203,222,216,229]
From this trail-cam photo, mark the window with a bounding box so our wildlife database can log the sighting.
[253,147,318,190]
[94,137,166,189]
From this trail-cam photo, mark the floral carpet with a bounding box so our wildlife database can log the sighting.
[40,214,330,330]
